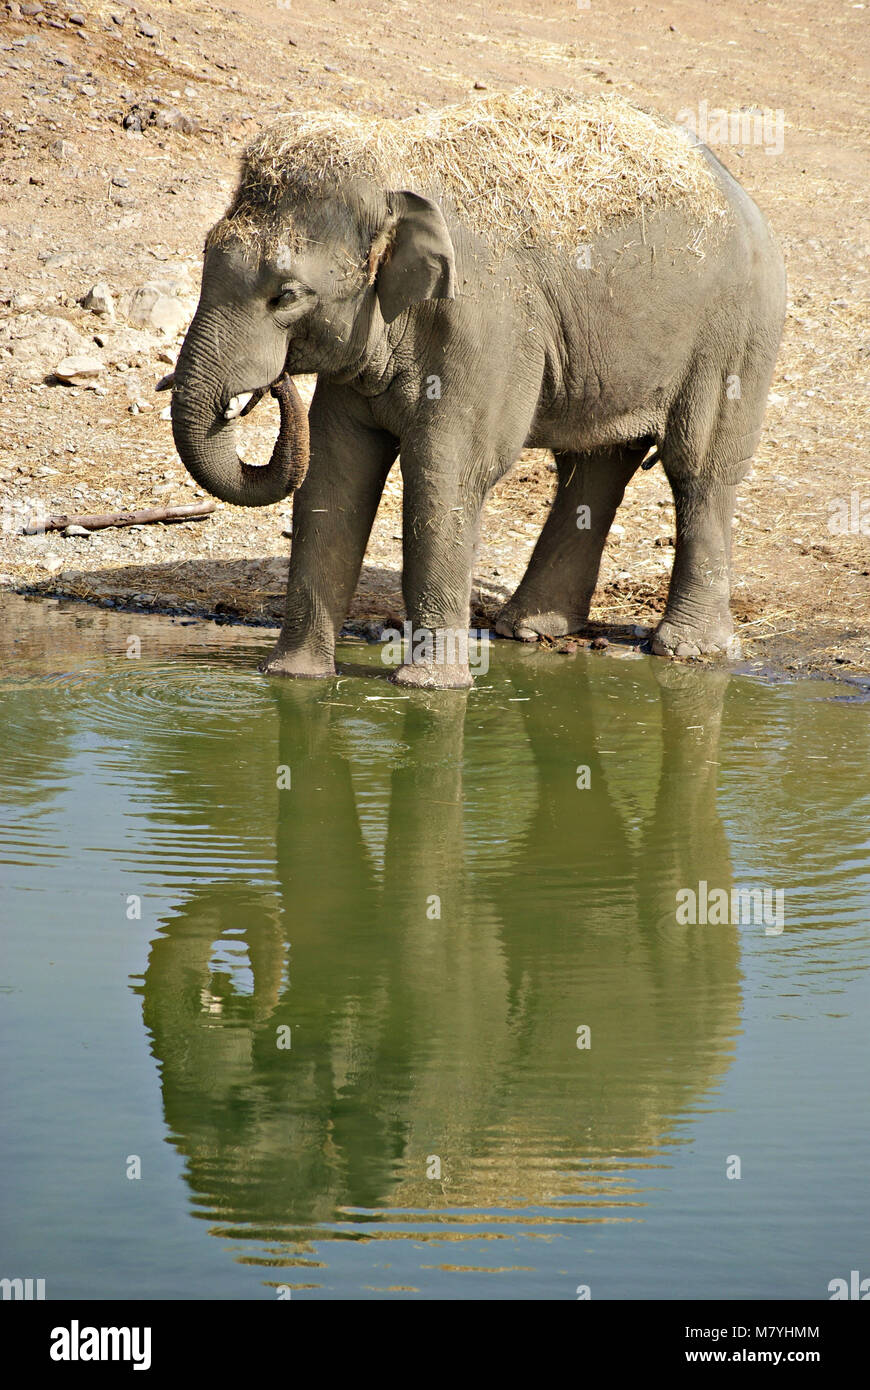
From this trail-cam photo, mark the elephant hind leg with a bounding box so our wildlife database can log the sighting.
[651,359,771,660]
[650,470,742,659]
[495,444,642,641]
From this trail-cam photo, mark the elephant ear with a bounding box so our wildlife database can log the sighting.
[370,191,456,324]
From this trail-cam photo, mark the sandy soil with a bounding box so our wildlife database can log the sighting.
[0,0,867,681]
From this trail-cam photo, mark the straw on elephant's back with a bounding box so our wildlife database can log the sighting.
[225,89,726,251]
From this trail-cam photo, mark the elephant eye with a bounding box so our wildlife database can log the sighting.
[269,283,308,310]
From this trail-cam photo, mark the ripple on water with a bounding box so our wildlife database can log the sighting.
[0,660,278,881]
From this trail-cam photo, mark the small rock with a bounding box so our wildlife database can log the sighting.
[21,2,43,14]
[50,138,79,161]
[153,107,198,135]
[44,555,64,575]
[81,282,115,317]
[473,80,487,90]
[40,251,73,270]
[80,82,97,96]
[556,640,578,655]
[590,635,609,650]
[69,13,86,26]
[136,19,157,37]
[111,174,130,187]
[54,353,103,384]
[62,524,91,536]
[127,284,189,337]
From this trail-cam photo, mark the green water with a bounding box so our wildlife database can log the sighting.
[1,594,868,1300]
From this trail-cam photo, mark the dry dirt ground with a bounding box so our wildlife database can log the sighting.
[0,0,867,679]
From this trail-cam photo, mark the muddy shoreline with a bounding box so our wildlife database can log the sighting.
[8,581,869,697]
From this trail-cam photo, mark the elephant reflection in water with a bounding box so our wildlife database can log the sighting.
[139,657,740,1242]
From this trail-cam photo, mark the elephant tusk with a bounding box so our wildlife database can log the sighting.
[224,391,254,421]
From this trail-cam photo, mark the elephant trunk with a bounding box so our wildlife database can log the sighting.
[171,348,310,507]
[269,374,310,493]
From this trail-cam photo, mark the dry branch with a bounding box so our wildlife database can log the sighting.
[22,502,216,535]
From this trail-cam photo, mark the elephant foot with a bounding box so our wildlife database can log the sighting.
[650,613,741,661]
[494,601,587,643]
[260,643,335,679]
[391,660,473,690]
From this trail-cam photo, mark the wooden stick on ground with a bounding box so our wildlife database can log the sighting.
[21,502,216,535]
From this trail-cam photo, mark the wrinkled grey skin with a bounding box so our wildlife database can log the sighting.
[172,144,786,687]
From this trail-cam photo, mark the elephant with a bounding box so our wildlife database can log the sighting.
[168,90,787,688]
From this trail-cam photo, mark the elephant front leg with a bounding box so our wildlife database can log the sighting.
[391,465,490,690]
[651,474,741,659]
[262,386,397,678]
[496,445,640,640]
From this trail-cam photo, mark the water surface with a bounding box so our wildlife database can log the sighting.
[1,594,867,1299]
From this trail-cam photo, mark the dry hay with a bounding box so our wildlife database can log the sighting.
[218,88,727,253]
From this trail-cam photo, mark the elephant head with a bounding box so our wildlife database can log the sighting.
[168,166,457,507]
